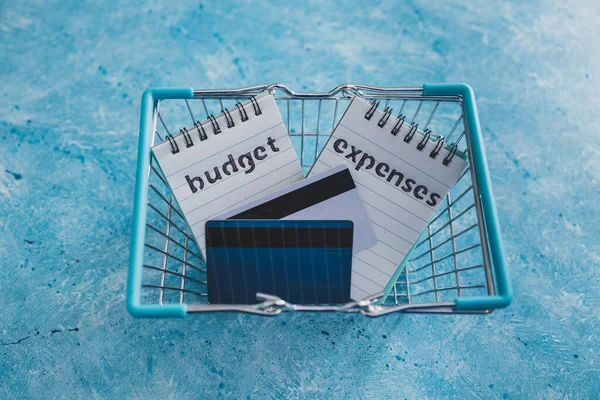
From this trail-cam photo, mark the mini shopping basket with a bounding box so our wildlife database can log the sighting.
[127,83,512,317]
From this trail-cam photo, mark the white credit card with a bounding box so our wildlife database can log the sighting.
[215,165,377,254]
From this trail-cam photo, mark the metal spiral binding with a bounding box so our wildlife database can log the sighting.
[236,102,249,122]
[364,100,379,121]
[429,137,445,159]
[222,108,235,128]
[166,134,179,154]
[403,123,418,143]
[167,96,261,155]
[443,143,458,166]
[207,115,221,134]
[416,129,432,151]
[194,120,208,141]
[249,97,262,115]
[391,113,406,135]
[180,127,194,148]
[362,101,456,167]
[377,107,392,127]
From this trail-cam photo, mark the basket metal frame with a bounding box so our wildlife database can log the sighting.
[127,83,512,318]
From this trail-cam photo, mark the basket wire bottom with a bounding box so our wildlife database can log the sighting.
[140,90,494,315]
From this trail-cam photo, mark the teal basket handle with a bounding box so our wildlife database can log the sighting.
[422,84,512,311]
[127,88,194,318]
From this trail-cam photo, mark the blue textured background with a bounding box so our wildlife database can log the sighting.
[1,0,599,398]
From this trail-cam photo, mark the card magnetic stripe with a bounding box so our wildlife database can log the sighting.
[206,226,354,248]
[227,169,356,219]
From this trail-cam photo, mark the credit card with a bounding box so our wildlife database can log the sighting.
[205,220,353,305]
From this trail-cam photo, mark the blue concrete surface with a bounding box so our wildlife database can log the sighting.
[1,0,599,398]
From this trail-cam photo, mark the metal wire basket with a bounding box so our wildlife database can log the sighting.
[127,83,512,317]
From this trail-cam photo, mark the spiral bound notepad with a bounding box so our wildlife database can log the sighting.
[152,92,304,256]
[309,96,468,300]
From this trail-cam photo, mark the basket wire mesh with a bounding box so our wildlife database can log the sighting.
[136,84,499,316]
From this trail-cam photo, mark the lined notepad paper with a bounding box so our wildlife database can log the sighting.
[152,92,304,256]
[309,96,468,300]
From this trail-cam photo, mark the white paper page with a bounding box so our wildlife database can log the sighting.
[309,96,468,300]
[152,92,304,255]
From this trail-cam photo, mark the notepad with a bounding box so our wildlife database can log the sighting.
[309,96,468,300]
[152,92,304,256]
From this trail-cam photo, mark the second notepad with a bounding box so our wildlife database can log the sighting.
[309,96,469,300]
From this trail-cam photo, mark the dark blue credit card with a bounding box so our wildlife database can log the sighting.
[205,220,353,305]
